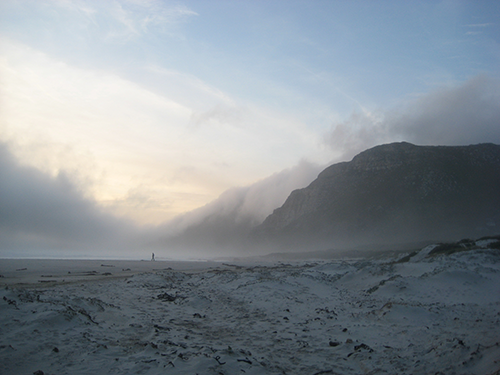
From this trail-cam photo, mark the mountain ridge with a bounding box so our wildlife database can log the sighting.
[252,142,500,251]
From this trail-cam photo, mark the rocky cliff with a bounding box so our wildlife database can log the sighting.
[252,142,500,250]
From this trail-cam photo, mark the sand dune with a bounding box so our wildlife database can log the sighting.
[1,246,500,374]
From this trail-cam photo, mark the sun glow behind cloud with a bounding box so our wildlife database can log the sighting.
[0,36,327,225]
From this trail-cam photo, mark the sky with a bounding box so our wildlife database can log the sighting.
[1,0,500,258]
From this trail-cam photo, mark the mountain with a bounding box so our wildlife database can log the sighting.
[252,142,500,251]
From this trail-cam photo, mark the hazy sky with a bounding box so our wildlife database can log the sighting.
[1,0,500,246]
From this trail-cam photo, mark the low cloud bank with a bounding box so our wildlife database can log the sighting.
[0,142,140,258]
[325,75,500,161]
[0,139,321,258]
[148,160,323,258]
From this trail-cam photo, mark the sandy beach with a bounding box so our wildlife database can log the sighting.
[1,246,500,374]
[0,259,224,288]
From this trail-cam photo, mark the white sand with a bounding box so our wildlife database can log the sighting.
[1,248,500,374]
[0,259,222,287]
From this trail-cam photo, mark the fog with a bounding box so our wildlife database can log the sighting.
[0,141,141,258]
[145,160,322,258]
[2,75,500,259]
[0,138,321,259]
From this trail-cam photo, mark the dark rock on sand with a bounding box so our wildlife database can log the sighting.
[354,343,374,352]
[157,292,177,301]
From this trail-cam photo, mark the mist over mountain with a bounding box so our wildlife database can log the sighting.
[147,161,322,257]
[3,138,500,259]
[252,142,500,252]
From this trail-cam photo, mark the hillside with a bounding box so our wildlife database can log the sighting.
[252,142,500,251]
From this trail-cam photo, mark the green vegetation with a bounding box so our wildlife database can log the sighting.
[429,236,500,256]
[395,250,419,263]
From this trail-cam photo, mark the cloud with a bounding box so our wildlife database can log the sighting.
[465,23,493,28]
[1,38,327,225]
[54,0,198,43]
[0,141,139,257]
[150,160,323,256]
[190,104,243,128]
[392,75,500,144]
[324,75,500,161]
[0,38,204,223]
[173,159,321,230]
[0,136,321,259]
